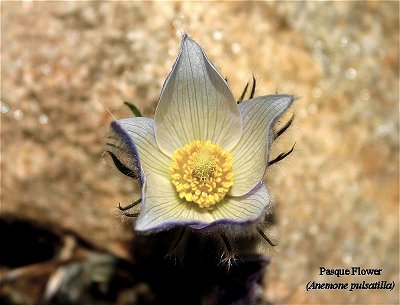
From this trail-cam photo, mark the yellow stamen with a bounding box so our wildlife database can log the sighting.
[170,140,234,209]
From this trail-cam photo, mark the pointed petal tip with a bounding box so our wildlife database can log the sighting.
[180,34,208,57]
[180,33,200,50]
[293,95,301,102]
[181,31,188,41]
[180,32,189,46]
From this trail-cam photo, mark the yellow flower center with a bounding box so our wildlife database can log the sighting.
[170,140,234,209]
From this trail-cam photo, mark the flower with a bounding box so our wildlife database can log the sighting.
[109,34,294,233]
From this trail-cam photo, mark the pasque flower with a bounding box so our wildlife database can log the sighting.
[109,34,294,233]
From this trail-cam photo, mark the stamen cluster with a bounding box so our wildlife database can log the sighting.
[170,140,234,209]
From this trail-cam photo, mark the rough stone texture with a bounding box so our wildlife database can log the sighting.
[1,2,398,304]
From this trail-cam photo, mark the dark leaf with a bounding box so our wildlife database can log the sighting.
[237,81,249,103]
[249,75,256,99]
[106,150,139,179]
[268,143,295,167]
[274,114,294,140]
[123,102,142,117]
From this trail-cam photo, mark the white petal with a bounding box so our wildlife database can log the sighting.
[111,118,170,177]
[135,174,269,232]
[229,95,294,196]
[135,173,214,232]
[154,35,242,156]
[191,182,270,229]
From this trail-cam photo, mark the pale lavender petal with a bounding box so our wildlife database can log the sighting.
[230,94,294,196]
[154,34,242,156]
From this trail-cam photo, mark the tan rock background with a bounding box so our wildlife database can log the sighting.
[1,1,398,304]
